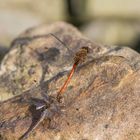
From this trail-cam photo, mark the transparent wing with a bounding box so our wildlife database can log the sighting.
[11,33,74,67]
[19,108,48,140]
[29,97,46,110]
[32,33,74,67]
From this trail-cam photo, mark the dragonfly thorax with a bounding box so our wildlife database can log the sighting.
[74,46,89,65]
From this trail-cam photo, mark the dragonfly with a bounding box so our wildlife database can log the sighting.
[56,46,90,101]
[19,94,61,140]
[18,33,92,140]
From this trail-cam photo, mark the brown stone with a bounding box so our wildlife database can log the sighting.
[0,22,140,140]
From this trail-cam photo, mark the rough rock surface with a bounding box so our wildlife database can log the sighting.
[0,22,140,140]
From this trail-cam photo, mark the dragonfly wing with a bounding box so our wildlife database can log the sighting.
[34,33,74,67]
[29,97,46,110]
[12,33,74,67]
[19,109,48,140]
[40,92,51,104]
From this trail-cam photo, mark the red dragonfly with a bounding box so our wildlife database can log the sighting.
[56,45,90,101]
[16,33,92,139]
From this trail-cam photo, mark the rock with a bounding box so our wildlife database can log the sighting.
[81,20,140,48]
[0,22,140,140]
[82,0,140,48]
[87,0,140,19]
[0,0,66,46]
[0,22,102,101]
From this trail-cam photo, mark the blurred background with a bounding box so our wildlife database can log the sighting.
[0,0,140,57]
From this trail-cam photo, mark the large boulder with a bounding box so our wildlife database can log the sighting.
[0,22,140,140]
